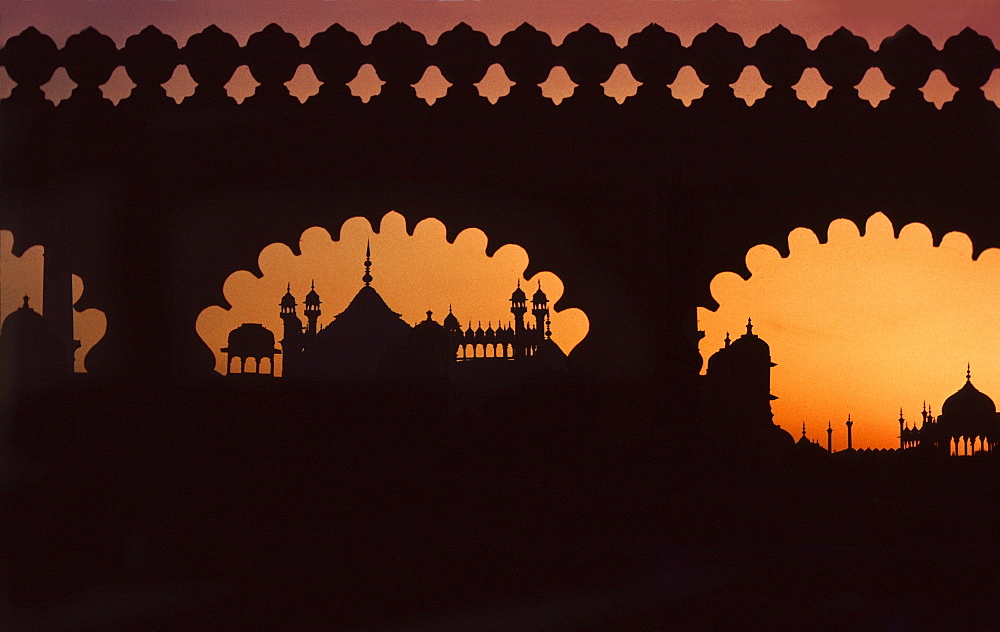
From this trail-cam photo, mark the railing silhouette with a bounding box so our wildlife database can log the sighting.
[1,24,998,108]
[1,24,998,420]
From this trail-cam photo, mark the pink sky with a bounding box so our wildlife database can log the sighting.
[3,0,999,47]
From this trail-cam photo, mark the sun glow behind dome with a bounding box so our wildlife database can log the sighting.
[699,212,1000,450]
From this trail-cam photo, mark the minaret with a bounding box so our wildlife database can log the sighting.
[846,414,854,450]
[279,283,303,376]
[899,408,905,450]
[531,281,549,332]
[510,280,528,358]
[827,421,833,453]
[304,280,321,335]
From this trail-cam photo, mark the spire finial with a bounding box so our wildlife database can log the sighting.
[362,241,373,286]
[287,282,291,292]
[746,318,753,335]
[724,332,731,347]
[311,279,315,290]
[517,279,521,289]
[802,422,807,437]
[967,363,972,382]
[449,304,453,314]
[546,315,552,339]
[22,295,29,309]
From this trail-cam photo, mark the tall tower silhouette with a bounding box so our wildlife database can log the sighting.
[846,414,854,450]
[279,283,303,376]
[827,421,833,453]
[304,281,321,335]
[531,281,549,332]
[898,408,905,450]
[510,280,527,358]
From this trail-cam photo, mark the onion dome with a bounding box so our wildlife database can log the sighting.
[464,322,476,343]
[940,367,996,432]
[0,295,66,360]
[532,281,547,304]
[0,295,71,384]
[484,322,496,343]
[474,321,485,343]
[443,305,460,330]
[222,323,279,357]
[511,280,527,302]
[305,280,321,306]
[280,283,297,308]
[726,318,774,364]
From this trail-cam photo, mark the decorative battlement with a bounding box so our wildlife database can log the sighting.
[1,23,997,108]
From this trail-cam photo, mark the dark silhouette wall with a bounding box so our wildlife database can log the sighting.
[1,23,998,423]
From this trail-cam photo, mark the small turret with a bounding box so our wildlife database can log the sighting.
[531,280,549,332]
[304,280,321,335]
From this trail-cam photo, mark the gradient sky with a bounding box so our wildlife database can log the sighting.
[2,2,999,448]
[196,213,589,376]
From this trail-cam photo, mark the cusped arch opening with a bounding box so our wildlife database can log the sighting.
[196,211,589,380]
[0,229,106,375]
[699,212,1000,451]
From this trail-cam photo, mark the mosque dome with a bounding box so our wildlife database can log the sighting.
[940,371,996,432]
[0,296,73,387]
[728,319,771,358]
[0,296,66,359]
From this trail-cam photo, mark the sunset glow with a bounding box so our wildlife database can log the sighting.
[0,231,106,373]
[699,213,1000,450]
[196,212,590,376]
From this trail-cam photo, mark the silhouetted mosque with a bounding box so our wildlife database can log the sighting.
[901,366,1000,456]
[223,244,567,383]
[700,319,795,452]
[0,296,78,394]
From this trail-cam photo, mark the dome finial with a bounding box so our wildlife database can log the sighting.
[22,295,30,309]
[546,315,552,339]
[801,422,806,437]
[967,363,971,382]
[746,318,753,336]
[724,332,731,347]
[362,240,373,286]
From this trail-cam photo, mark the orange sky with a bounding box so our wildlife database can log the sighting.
[699,213,1000,450]
[2,2,999,448]
[196,213,589,376]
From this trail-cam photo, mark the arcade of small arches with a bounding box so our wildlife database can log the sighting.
[221,323,280,376]
[899,367,1000,456]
